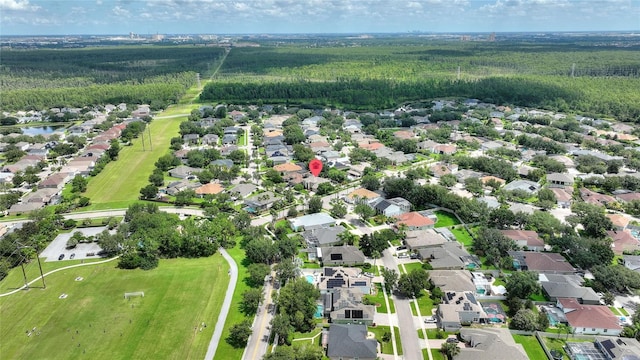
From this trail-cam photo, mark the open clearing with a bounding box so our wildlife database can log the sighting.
[83,115,184,210]
[0,255,229,360]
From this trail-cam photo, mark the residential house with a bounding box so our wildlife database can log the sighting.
[616,192,640,203]
[508,251,575,274]
[606,230,640,255]
[8,202,44,215]
[480,176,505,187]
[38,172,73,190]
[607,214,630,230]
[325,288,375,326]
[202,134,219,145]
[227,183,257,199]
[547,173,574,188]
[273,162,303,174]
[623,255,640,272]
[320,246,366,266]
[244,191,281,213]
[183,134,199,145]
[393,130,415,140]
[503,180,540,194]
[164,180,199,196]
[194,183,224,197]
[345,188,381,204]
[303,176,331,191]
[303,226,346,247]
[592,337,640,359]
[318,267,371,295]
[418,140,439,152]
[23,188,59,204]
[395,211,435,230]
[326,324,377,360]
[437,291,487,332]
[478,196,500,210]
[222,134,237,145]
[540,274,600,305]
[557,298,622,335]
[370,197,411,217]
[456,169,483,183]
[418,242,477,270]
[551,187,573,208]
[404,229,447,250]
[500,230,545,251]
[211,159,234,169]
[433,144,457,155]
[169,165,200,179]
[290,213,336,231]
[428,270,476,293]
[457,328,528,360]
[430,163,456,178]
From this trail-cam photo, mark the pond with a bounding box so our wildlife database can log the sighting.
[21,125,65,136]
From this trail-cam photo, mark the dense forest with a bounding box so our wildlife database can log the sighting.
[202,43,640,121]
[0,46,226,110]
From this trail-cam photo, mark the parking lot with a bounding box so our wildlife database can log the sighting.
[40,227,107,262]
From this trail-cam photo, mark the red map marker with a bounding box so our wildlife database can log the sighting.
[309,159,323,177]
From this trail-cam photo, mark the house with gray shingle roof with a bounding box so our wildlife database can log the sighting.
[327,324,377,360]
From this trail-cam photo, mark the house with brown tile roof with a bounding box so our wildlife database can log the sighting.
[508,251,575,274]
[430,163,451,178]
[616,192,640,203]
[395,211,435,230]
[606,230,640,255]
[346,188,381,204]
[393,130,415,140]
[38,172,73,189]
[480,175,505,185]
[433,144,457,155]
[557,298,622,335]
[500,230,545,251]
[607,214,630,230]
[358,142,384,151]
[273,162,303,173]
[551,187,573,208]
[579,188,616,206]
[195,182,224,196]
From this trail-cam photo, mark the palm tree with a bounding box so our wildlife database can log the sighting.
[440,342,460,360]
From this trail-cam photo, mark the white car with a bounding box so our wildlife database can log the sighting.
[424,316,437,323]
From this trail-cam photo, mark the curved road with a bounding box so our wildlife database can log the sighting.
[204,248,238,360]
[0,255,120,297]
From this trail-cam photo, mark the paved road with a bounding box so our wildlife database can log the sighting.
[381,248,423,360]
[204,248,238,360]
[242,271,276,360]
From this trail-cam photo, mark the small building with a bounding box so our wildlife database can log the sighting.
[503,180,540,194]
[320,246,366,266]
[370,197,411,217]
[394,211,435,230]
[169,165,200,179]
[547,173,574,188]
[437,291,487,332]
[500,230,545,251]
[244,191,281,213]
[557,298,622,335]
[404,229,447,250]
[607,214,630,231]
[345,188,381,204]
[606,230,640,255]
[303,226,346,247]
[319,267,371,295]
[457,328,528,360]
[194,183,224,197]
[326,324,377,360]
[290,213,336,231]
[325,288,375,326]
[551,187,572,208]
[508,251,575,274]
[539,274,600,305]
[429,270,476,293]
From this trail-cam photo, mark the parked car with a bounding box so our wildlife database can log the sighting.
[70,253,76,260]
[424,316,437,323]
[364,272,374,278]
[398,254,409,259]
[396,246,407,251]
[58,254,65,260]
[446,337,459,344]
[410,253,419,259]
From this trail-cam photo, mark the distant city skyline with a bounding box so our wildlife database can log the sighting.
[1,0,639,36]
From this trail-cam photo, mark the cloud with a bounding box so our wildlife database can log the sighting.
[0,0,38,11]
[112,5,131,17]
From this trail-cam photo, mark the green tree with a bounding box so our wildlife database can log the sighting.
[140,184,158,200]
[270,314,292,345]
[361,174,381,191]
[397,269,429,298]
[275,258,298,285]
[570,202,613,238]
[174,189,195,206]
[308,196,323,214]
[506,271,540,299]
[439,174,457,188]
[315,182,334,195]
[509,309,538,331]
[292,144,315,162]
[247,263,271,287]
[226,320,252,348]
[329,198,347,218]
[240,288,264,315]
[277,278,320,333]
[71,175,87,193]
[441,342,461,360]
[381,267,399,293]
[354,203,376,222]
[464,177,484,196]
[148,172,165,187]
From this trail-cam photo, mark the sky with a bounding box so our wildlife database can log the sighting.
[0,0,639,36]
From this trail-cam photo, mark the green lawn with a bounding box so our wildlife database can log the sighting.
[512,334,547,360]
[83,115,184,209]
[544,337,570,360]
[451,227,474,247]
[434,211,460,228]
[427,348,445,360]
[364,283,395,314]
[215,244,251,360]
[0,255,229,360]
[238,129,247,146]
[368,325,402,355]
[402,262,424,274]
[410,290,435,317]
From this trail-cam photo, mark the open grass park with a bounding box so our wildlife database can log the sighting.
[0,255,229,360]
[82,114,185,210]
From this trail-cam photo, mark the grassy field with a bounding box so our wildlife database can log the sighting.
[512,334,547,360]
[82,115,184,209]
[214,244,251,360]
[451,227,474,247]
[368,325,402,355]
[410,290,435,317]
[364,283,395,314]
[434,211,460,228]
[0,255,229,360]
[402,261,424,274]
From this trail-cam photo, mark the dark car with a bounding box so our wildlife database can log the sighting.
[58,254,65,260]
[446,337,459,344]
[70,253,76,260]
[396,246,407,251]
